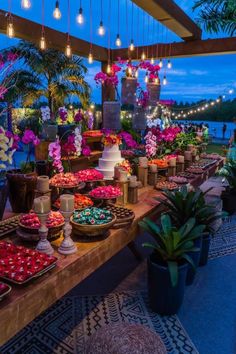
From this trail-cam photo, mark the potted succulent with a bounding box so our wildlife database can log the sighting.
[157,186,225,275]
[140,215,204,315]
[218,160,236,214]
[6,129,39,213]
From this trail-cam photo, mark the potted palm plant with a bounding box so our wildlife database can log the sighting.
[218,160,236,214]
[157,186,225,275]
[140,215,205,315]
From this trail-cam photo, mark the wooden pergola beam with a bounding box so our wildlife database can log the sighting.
[0,10,108,62]
[132,0,202,40]
[111,37,236,60]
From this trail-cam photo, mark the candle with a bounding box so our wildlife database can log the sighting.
[34,196,51,214]
[184,151,192,161]
[149,164,157,173]
[60,194,74,212]
[114,166,122,180]
[169,157,176,167]
[37,175,49,192]
[177,155,184,163]
[129,175,138,188]
[119,170,128,182]
[139,157,148,168]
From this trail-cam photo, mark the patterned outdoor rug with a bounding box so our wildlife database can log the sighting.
[209,216,236,259]
[1,291,198,354]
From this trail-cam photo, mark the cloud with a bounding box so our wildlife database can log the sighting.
[168,69,188,76]
[190,70,208,76]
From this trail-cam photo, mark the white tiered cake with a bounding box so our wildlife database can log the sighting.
[96,144,124,179]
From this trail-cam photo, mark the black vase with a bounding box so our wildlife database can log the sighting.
[58,124,75,140]
[0,178,8,220]
[36,160,49,176]
[199,233,211,266]
[147,255,188,315]
[186,236,202,285]
[221,189,236,215]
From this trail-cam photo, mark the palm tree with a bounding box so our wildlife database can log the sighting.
[1,40,91,114]
[193,0,236,36]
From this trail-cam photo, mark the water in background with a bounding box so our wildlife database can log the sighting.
[176,120,236,140]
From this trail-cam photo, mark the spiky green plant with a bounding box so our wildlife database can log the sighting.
[140,215,205,287]
[218,159,236,190]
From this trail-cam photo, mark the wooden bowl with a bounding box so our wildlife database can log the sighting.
[70,213,117,238]
[18,222,65,241]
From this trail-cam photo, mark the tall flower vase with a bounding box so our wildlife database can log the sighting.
[103,101,121,130]
[133,106,147,131]
[121,77,137,106]
[147,82,161,107]
[0,176,8,220]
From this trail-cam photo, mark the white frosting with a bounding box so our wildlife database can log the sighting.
[96,144,124,179]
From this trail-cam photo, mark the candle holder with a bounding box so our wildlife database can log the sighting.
[36,212,54,255]
[58,210,77,255]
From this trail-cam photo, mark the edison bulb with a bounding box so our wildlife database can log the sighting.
[88,52,93,64]
[65,44,72,57]
[167,60,172,69]
[77,8,84,24]
[107,64,111,74]
[150,57,154,64]
[115,34,121,47]
[98,21,105,35]
[141,52,146,60]
[154,77,159,84]
[163,76,167,85]
[21,0,31,9]
[135,70,138,78]
[53,1,61,19]
[129,40,135,51]
[128,66,132,75]
[7,22,14,38]
[145,74,148,83]
[40,36,46,50]
[159,59,163,68]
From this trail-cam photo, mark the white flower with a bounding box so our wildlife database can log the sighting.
[41,106,51,122]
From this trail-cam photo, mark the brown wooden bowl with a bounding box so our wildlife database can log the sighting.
[18,222,65,241]
[70,213,117,238]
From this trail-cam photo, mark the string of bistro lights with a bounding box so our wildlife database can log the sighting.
[6,0,173,86]
[171,88,235,120]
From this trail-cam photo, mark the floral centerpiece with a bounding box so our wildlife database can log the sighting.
[116,159,132,176]
[48,139,64,173]
[0,127,18,170]
[102,133,122,147]
[144,131,157,158]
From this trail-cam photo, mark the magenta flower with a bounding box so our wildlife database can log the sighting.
[22,129,40,145]
[48,139,64,173]
[74,109,84,123]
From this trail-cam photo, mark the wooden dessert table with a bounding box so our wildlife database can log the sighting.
[0,158,224,345]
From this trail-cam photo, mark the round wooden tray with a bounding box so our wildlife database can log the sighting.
[103,205,135,229]
[70,213,117,238]
[50,182,85,190]
[18,222,64,241]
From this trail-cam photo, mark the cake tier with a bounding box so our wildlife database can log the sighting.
[102,151,122,160]
[96,168,115,180]
[104,145,120,153]
[98,158,123,170]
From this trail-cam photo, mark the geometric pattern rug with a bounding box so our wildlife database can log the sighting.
[1,291,199,354]
[209,216,236,260]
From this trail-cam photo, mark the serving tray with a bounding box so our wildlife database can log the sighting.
[0,282,12,301]
[104,205,135,229]
[0,215,21,238]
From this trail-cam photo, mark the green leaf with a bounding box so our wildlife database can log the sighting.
[167,261,178,287]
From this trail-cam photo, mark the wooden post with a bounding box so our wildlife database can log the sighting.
[148,172,158,186]
[128,186,138,204]
[117,181,129,206]
[138,166,148,187]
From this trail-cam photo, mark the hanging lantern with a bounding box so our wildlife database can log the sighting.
[163,76,167,85]
[65,44,72,57]
[53,1,61,19]
[88,52,93,64]
[167,60,172,69]
[7,20,14,38]
[141,52,146,60]
[115,34,121,47]
[98,21,105,35]
[129,39,135,51]
[77,7,84,24]
[40,35,46,50]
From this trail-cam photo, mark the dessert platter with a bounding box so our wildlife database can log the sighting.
[50,172,85,190]
[71,207,117,238]
[74,169,104,182]
[0,241,57,285]
[53,193,93,210]
[177,172,195,179]
[89,185,122,205]
[155,181,178,191]
[186,167,204,174]
[0,215,21,238]
[0,282,12,301]
[17,211,64,241]
[103,205,135,229]
[169,176,188,184]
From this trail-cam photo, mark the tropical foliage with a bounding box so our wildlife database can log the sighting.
[1,41,90,114]
[218,159,236,190]
[193,0,236,36]
[140,215,205,287]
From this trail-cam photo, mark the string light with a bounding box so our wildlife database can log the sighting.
[159,59,163,68]
[115,34,121,47]
[88,52,93,64]
[53,1,61,19]
[40,0,46,50]
[76,0,84,24]
[65,44,72,57]
[65,0,72,58]
[129,39,135,51]
[21,0,31,9]
[115,0,121,47]
[40,36,46,50]
[7,20,14,38]
[135,69,139,78]
[98,0,105,35]
[167,60,172,69]
[150,58,155,64]
[129,2,134,51]
[128,66,132,75]
[107,63,111,74]
[229,89,234,94]
[163,75,167,85]
[141,51,146,60]
[145,72,148,83]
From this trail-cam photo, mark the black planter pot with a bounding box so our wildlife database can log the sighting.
[199,233,211,267]
[186,236,202,286]
[147,255,188,315]
[0,178,8,220]
[58,124,75,140]
[36,160,49,176]
[221,189,236,215]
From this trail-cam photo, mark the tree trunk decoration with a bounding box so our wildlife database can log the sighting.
[147,83,161,106]
[121,78,137,106]
[103,101,121,130]
[133,106,147,131]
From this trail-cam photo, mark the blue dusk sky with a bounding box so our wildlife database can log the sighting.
[0,0,235,104]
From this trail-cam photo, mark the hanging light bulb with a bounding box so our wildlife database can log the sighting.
[145,72,149,83]
[40,35,46,50]
[98,21,105,35]
[163,76,167,85]
[21,0,31,9]
[135,69,138,78]
[128,66,132,75]
[107,63,111,74]
[154,77,159,84]
[167,60,172,69]
[88,52,93,64]
[150,57,155,64]
[7,20,14,38]
[129,39,135,51]
[77,7,84,24]
[53,1,61,19]
[159,59,163,68]
[115,34,121,47]
[141,51,146,61]
[65,43,72,57]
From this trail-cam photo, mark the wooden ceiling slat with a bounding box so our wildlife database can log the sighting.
[0,10,108,62]
[132,0,202,40]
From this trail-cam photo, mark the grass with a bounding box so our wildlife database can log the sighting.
[206,143,226,156]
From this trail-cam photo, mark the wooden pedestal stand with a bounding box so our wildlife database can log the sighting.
[128,186,138,204]
[168,166,176,177]
[176,162,185,174]
[185,160,192,169]
[34,189,51,199]
[117,181,129,206]
[138,166,148,187]
[148,172,158,186]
